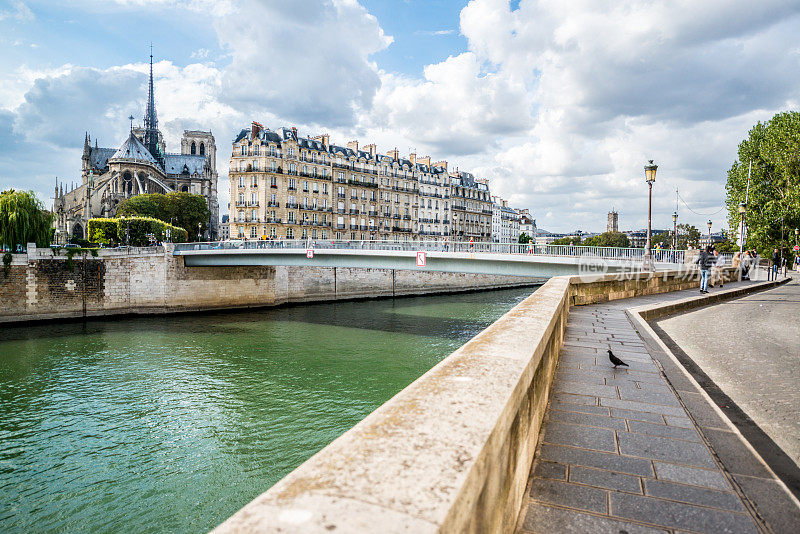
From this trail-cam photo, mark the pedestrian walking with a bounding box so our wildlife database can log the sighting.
[740,250,751,280]
[695,246,714,293]
[771,248,780,280]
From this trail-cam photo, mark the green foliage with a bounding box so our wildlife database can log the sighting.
[551,236,580,245]
[87,217,187,246]
[88,218,120,246]
[116,217,188,246]
[118,192,210,241]
[676,224,701,248]
[55,247,99,271]
[726,111,800,256]
[2,252,11,278]
[518,232,532,244]
[713,239,738,253]
[0,189,54,251]
[582,231,631,248]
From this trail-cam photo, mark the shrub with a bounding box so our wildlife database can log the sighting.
[88,218,119,245]
[87,217,187,246]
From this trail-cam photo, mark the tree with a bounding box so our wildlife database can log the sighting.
[551,236,580,245]
[725,111,800,256]
[592,231,631,248]
[518,232,532,244]
[0,189,54,251]
[651,231,672,248]
[676,223,701,248]
[118,192,210,241]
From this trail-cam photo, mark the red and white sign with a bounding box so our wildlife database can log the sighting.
[306,249,314,259]
[416,251,426,267]
[794,245,799,252]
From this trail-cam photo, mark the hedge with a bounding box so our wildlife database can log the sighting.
[88,217,187,246]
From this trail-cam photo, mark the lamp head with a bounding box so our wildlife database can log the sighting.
[707,219,712,229]
[738,202,746,214]
[644,160,657,183]
[672,212,677,223]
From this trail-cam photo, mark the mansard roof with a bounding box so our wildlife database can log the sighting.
[164,153,206,175]
[111,132,159,165]
[298,137,326,152]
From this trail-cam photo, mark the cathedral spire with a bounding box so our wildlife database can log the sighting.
[143,44,162,167]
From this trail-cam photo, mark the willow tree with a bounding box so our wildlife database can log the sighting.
[0,189,54,250]
[725,111,800,254]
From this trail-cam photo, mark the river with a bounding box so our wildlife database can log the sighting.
[0,286,535,533]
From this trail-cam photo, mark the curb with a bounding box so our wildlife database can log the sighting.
[625,279,800,534]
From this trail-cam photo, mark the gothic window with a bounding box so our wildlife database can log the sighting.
[200,143,205,156]
[191,142,196,154]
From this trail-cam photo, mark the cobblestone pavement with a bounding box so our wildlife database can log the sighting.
[658,278,800,466]
[516,285,766,534]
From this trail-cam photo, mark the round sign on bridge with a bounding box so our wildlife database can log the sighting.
[306,249,314,259]
[416,251,426,267]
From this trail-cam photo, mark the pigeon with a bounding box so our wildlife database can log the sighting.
[608,349,629,369]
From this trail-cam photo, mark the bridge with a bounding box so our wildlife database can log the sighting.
[173,241,695,278]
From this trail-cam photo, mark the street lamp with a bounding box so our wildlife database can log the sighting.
[738,203,746,254]
[197,222,202,242]
[707,220,712,247]
[672,211,678,250]
[642,160,657,271]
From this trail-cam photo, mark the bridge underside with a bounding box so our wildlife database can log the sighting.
[176,249,675,278]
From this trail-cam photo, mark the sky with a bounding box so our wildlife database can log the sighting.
[1,0,799,233]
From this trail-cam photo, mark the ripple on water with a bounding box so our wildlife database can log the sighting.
[0,286,535,533]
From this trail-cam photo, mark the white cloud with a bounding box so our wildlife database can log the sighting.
[214,0,392,127]
[0,1,35,22]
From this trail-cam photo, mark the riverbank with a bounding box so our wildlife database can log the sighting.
[0,245,538,325]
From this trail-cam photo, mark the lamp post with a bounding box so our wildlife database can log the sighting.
[706,219,712,249]
[738,203,746,254]
[197,222,202,242]
[642,160,657,271]
[672,212,678,249]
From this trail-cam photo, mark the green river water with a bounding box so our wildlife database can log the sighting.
[0,286,535,533]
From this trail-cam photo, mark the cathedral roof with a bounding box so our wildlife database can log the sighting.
[90,147,116,170]
[164,154,206,175]
[111,132,159,165]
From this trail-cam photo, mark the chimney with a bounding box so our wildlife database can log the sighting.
[433,160,448,171]
[347,140,359,152]
[291,127,298,139]
[417,155,431,166]
[313,134,330,148]
[388,147,399,161]
[251,121,261,139]
[409,152,416,165]
[364,143,377,158]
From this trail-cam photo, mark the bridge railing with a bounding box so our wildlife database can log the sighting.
[174,240,699,263]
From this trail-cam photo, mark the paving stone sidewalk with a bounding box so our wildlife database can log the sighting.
[516,284,769,534]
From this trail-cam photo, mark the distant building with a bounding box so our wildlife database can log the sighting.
[220,214,230,240]
[535,231,563,245]
[518,208,536,239]
[491,196,520,244]
[607,210,618,233]
[699,231,727,248]
[625,229,667,248]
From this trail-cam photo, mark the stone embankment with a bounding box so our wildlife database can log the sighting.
[0,245,536,324]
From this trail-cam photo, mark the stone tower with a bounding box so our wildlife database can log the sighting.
[607,210,618,233]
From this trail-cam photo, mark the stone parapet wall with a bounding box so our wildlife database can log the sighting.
[0,247,536,324]
[210,269,720,534]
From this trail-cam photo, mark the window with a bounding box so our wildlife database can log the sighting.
[253,145,259,155]
[288,212,296,223]
[312,229,317,239]
[250,226,257,238]
[271,161,277,172]
[238,176,245,187]
[323,199,328,209]
[302,228,308,239]
[322,183,328,194]
[250,192,257,203]
[252,160,258,171]
[289,163,297,174]
[240,145,246,155]
[303,180,309,191]
[238,193,245,203]
[313,182,318,193]
[286,228,294,239]
[288,178,297,190]
[338,171,345,181]
[191,141,196,154]
[237,210,244,222]
[252,175,258,187]
[270,227,277,238]
[322,230,327,239]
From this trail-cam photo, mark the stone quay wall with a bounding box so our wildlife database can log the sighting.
[212,269,715,534]
[0,245,536,324]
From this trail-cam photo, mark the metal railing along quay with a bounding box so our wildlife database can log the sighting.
[171,241,724,264]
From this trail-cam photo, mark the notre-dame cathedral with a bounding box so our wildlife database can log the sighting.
[53,52,219,241]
